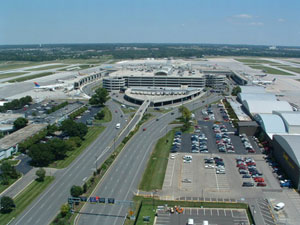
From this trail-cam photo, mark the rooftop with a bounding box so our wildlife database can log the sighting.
[273,134,300,167]
[274,111,300,127]
[0,123,47,150]
[240,86,266,94]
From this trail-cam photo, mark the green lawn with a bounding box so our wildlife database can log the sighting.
[49,126,105,169]
[0,176,54,225]
[0,61,46,71]
[0,176,20,194]
[278,66,300,74]
[94,107,112,123]
[139,129,177,191]
[235,58,274,64]
[8,72,54,82]
[0,72,28,79]
[26,64,67,71]
[248,65,293,75]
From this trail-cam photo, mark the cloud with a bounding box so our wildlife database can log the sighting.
[278,18,285,23]
[249,22,264,26]
[234,14,253,19]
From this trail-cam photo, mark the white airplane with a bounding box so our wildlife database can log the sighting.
[34,82,65,91]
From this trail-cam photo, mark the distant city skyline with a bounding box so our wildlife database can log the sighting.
[1,0,300,46]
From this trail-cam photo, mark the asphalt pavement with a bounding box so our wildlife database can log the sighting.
[76,94,222,225]
[11,100,129,225]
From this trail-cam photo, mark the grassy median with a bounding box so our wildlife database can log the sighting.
[49,126,105,169]
[0,176,54,225]
[8,72,54,82]
[94,107,112,123]
[139,129,177,191]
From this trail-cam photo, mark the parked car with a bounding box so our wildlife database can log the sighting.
[242,182,254,187]
[257,182,267,187]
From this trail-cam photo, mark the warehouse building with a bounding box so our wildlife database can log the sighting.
[273,135,300,191]
[273,111,300,134]
[243,100,293,115]
[0,123,47,160]
[254,114,287,139]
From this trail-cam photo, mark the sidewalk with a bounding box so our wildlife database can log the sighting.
[0,167,59,198]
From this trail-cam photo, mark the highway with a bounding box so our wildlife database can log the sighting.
[11,100,134,225]
[76,94,221,225]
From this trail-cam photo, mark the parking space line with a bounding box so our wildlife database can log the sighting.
[224,209,226,216]
[231,209,234,217]
[204,208,205,215]
[210,209,212,216]
[217,209,219,216]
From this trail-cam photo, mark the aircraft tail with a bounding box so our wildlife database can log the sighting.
[34,82,40,87]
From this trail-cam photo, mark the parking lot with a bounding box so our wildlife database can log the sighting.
[155,207,250,225]
[162,153,281,200]
[176,103,262,155]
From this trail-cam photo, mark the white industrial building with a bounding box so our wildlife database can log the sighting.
[273,111,300,134]
[240,86,266,94]
[237,92,277,102]
[254,114,288,138]
[0,123,47,160]
[243,100,293,115]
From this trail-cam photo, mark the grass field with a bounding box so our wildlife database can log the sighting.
[278,66,300,74]
[0,61,46,71]
[8,72,54,82]
[139,129,177,191]
[248,65,293,75]
[26,64,67,71]
[0,72,28,79]
[49,126,105,169]
[235,58,274,64]
[0,176,54,225]
[94,107,112,123]
[0,176,21,194]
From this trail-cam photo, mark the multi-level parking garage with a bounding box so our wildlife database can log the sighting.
[102,60,227,106]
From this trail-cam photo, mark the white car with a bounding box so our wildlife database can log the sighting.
[183,159,192,163]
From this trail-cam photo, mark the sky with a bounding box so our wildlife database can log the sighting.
[1,0,300,46]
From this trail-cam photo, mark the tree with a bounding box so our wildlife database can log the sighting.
[61,119,88,139]
[231,86,241,96]
[60,204,70,217]
[13,117,28,130]
[28,143,55,166]
[48,138,68,160]
[0,161,19,179]
[35,168,46,182]
[70,185,83,197]
[0,196,15,213]
[95,110,105,120]
[89,88,109,106]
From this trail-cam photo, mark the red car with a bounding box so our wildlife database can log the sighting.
[257,182,267,187]
[254,177,265,182]
[143,128,146,131]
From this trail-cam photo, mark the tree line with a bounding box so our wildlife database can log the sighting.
[0,96,32,113]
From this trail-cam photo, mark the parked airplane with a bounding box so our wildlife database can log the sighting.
[34,82,65,91]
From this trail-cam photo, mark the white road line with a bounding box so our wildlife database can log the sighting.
[112,141,155,225]
[82,177,87,182]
